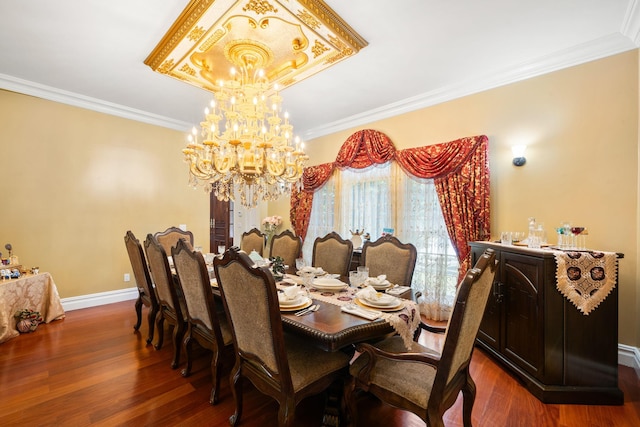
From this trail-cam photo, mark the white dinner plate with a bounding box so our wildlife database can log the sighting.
[356,298,404,312]
[359,293,399,307]
[278,293,307,307]
[279,297,312,312]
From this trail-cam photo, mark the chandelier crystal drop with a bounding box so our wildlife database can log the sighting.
[182,64,308,208]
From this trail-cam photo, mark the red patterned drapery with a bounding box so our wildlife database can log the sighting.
[397,135,490,281]
[290,130,490,279]
[290,162,335,242]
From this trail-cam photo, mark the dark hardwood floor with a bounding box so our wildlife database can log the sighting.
[1,300,639,426]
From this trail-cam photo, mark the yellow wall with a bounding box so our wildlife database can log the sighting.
[0,90,210,298]
[273,50,640,346]
[1,49,638,347]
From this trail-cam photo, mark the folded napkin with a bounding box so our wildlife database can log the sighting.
[356,285,382,301]
[341,304,382,320]
[298,266,324,275]
[385,285,411,296]
[282,285,301,300]
[364,275,390,287]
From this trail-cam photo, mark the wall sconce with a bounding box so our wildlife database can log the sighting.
[511,145,527,166]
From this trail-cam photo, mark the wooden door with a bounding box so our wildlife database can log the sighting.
[209,195,233,253]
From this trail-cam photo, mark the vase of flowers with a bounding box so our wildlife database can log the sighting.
[262,215,282,257]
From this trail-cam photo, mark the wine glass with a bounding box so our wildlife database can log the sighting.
[295,258,307,272]
[571,227,586,249]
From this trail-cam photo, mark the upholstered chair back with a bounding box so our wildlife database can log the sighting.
[312,232,353,276]
[144,235,181,313]
[215,249,284,377]
[240,228,266,256]
[172,240,216,331]
[434,249,497,394]
[125,230,156,302]
[154,226,194,256]
[269,230,302,267]
[362,235,417,286]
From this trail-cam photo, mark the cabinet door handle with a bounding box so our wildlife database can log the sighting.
[494,281,504,303]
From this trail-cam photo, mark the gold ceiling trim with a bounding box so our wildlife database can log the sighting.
[144,0,367,93]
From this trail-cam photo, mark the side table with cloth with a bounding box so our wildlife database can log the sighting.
[0,272,65,344]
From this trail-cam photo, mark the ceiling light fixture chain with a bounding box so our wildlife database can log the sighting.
[182,61,308,208]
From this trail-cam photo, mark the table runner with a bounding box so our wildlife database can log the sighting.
[278,278,420,350]
[554,250,618,315]
[0,272,65,343]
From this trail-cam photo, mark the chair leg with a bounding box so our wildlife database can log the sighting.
[277,397,296,427]
[229,365,243,427]
[154,311,165,350]
[133,296,143,331]
[462,374,477,427]
[343,376,358,427]
[181,328,193,378]
[170,321,185,369]
[146,304,158,344]
[209,346,222,405]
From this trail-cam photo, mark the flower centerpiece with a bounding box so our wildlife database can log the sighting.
[262,215,283,257]
[262,215,282,237]
[269,255,286,281]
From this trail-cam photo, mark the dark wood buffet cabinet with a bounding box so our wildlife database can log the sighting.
[469,241,623,405]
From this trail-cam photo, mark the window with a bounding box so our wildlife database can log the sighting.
[302,162,459,319]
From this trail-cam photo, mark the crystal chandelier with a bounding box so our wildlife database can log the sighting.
[182,62,308,208]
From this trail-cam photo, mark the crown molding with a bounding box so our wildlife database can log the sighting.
[1,31,637,140]
[0,73,192,132]
[302,32,638,141]
[622,0,640,45]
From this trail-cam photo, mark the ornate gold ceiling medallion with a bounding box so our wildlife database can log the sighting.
[144,0,367,93]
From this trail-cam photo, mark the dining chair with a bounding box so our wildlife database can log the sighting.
[361,235,417,286]
[154,226,194,256]
[346,248,497,427]
[124,230,158,344]
[239,227,266,256]
[269,229,302,267]
[144,234,187,369]
[171,239,233,405]
[213,247,351,427]
[312,231,353,276]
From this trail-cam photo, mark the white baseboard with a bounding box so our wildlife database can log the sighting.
[60,287,138,311]
[60,287,640,378]
[618,343,640,376]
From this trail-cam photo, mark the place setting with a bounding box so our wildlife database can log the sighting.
[353,285,405,312]
[278,285,313,313]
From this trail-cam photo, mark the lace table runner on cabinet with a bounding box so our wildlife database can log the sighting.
[554,251,618,315]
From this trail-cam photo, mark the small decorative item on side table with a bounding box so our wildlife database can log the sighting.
[14,309,43,333]
[270,256,286,281]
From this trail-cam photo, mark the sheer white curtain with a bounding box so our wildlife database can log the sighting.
[395,171,459,321]
[301,173,337,263]
[302,161,459,320]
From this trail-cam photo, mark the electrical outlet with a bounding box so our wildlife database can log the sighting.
[124,273,131,282]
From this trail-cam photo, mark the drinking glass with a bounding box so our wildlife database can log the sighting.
[295,258,306,271]
[357,266,369,281]
[349,271,360,288]
[500,232,512,245]
[299,271,315,295]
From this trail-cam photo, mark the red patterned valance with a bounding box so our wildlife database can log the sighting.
[290,130,490,280]
[335,129,396,169]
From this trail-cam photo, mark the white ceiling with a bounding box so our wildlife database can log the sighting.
[0,1,638,141]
